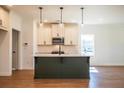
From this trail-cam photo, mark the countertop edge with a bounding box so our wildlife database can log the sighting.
[34,54,92,57]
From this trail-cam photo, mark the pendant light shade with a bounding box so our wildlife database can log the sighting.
[60,7,63,24]
[39,7,43,25]
[81,7,84,24]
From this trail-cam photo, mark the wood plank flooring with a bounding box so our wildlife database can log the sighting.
[0,66,124,88]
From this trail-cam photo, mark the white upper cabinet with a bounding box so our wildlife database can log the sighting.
[51,24,64,38]
[0,7,9,31]
[37,24,52,45]
[64,24,79,45]
[37,23,79,46]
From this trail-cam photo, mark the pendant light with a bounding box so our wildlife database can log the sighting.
[60,7,63,25]
[80,7,84,25]
[39,7,43,26]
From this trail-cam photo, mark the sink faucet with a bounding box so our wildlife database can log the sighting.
[59,45,61,55]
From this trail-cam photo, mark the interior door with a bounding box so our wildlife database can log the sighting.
[12,29,19,70]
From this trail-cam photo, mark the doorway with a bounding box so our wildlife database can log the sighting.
[12,29,19,70]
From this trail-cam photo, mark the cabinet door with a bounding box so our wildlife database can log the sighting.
[64,24,78,45]
[0,7,9,31]
[37,27,44,45]
[59,24,64,37]
[70,28,78,45]
[44,27,52,45]
[51,24,64,37]
[51,24,58,37]
[2,9,9,30]
[37,25,52,45]
[61,57,89,78]
[35,57,62,78]
[64,28,72,45]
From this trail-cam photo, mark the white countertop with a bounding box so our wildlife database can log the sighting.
[34,53,91,57]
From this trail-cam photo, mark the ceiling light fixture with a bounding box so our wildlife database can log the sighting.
[39,7,43,26]
[81,7,84,25]
[60,7,63,24]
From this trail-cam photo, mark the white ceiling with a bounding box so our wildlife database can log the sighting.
[11,5,124,24]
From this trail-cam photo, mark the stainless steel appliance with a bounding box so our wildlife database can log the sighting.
[52,37,64,45]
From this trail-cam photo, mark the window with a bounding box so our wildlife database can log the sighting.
[81,34,95,56]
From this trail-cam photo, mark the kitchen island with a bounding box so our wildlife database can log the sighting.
[34,54,90,79]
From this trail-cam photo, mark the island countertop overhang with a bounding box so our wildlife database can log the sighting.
[34,53,90,79]
[34,53,91,57]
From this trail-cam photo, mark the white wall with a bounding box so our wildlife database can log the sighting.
[0,9,11,76]
[0,10,22,76]
[0,30,11,76]
[82,24,124,66]
[10,11,22,31]
[10,11,23,70]
[10,10,34,70]
[21,17,33,69]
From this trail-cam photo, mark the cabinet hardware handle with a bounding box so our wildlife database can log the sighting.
[57,33,59,36]
[13,51,16,53]
[44,41,46,45]
[70,41,72,44]
[0,19,2,25]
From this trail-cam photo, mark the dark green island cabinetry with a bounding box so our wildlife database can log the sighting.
[34,55,90,79]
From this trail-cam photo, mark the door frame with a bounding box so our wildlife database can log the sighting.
[12,28,22,70]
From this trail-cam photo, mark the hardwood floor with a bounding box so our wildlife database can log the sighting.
[0,66,124,88]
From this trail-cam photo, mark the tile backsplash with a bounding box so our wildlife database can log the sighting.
[36,45,80,54]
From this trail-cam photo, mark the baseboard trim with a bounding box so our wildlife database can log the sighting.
[91,65,124,67]
[0,72,12,76]
[19,67,34,70]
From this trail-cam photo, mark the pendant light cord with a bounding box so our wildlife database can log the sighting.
[60,7,63,24]
[81,7,84,24]
[39,7,43,24]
